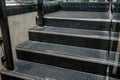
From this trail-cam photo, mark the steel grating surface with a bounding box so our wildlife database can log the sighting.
[44,11,110,21]
[14,60,106,80]
[44,19,111,31]
[29,27,118,40]
[60,2,109,12]
[17,41,108,61]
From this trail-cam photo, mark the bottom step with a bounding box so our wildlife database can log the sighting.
[0,60,119,80]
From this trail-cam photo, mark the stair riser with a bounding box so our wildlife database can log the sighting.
[44,19,111,31]
[113,22,120,32]
[1,74,24,80]
[16,50,107,76]
[60,2,109,12]
[29,32,118,51]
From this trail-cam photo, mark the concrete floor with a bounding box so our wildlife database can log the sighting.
[0,12,37,70]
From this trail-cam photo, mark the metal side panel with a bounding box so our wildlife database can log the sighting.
[1,60,107,80]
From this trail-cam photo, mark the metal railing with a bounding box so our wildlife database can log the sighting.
[0,0,14,70]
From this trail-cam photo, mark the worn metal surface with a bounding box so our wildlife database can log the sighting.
[44,11,110,22]
[17,41,108,61]
[29,26,118,40]
[1,60,120,80]
[14,60,106,80]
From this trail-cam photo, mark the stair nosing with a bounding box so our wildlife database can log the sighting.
[29,27,118,41]
[0,70,35,80]
[112,19,120,23]
[17,40,120,67]
[109,61,120,67]
[44,16,111,22]
[16,47,108,65]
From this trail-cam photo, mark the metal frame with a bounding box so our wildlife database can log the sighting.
[38,0,44,26]
[0,0,14,70]
[0,0,43,71]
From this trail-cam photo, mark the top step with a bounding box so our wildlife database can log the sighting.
[43,2,111,31]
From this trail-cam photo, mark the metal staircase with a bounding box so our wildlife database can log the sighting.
[1,1,120,80]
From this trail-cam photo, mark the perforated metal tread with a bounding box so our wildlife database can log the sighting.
[1,60,120,80]
[16,40,109,64]
[12,60,107,80]
[44,11,110,22]
[29,26,118,41]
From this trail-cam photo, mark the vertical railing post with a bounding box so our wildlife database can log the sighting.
[0,0,14,70]
[37,0,44,26]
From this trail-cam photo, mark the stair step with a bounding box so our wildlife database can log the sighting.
[1,60,107,80]
[29,27,118,40]
[44,11,111,31]
[29,27,118,51]
[1,60,120,80]
[44,11,110,22]
[16,41,108,75]
[17,41,108,61]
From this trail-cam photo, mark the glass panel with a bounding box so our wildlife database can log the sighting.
[6,0,37,16]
